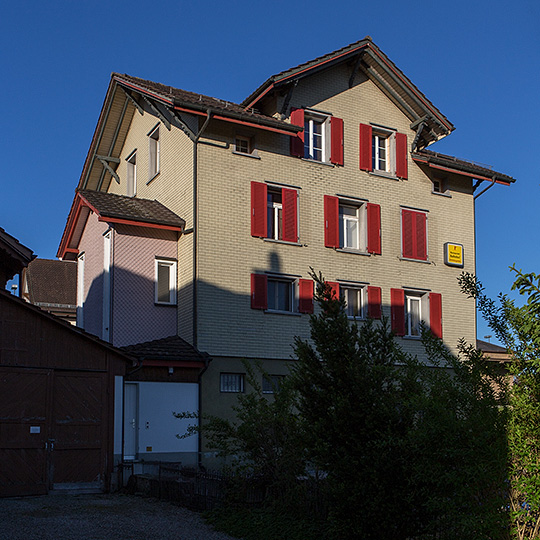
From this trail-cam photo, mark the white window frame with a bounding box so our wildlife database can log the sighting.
[262,375,284,394]
[304,111,330,162]
[371,126,396,175]
[155,258,177,305]
[220,373,245,393]
[405,291,429,338]
[339,201,367,251]
[126,150,137,197]
[148,125,160,180]
[341,285,366,320]
[267,276,296,313]
[267,188,283,241]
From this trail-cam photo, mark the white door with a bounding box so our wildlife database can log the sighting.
[123,383,138,460]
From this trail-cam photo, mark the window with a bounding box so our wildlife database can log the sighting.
[251,181,298,243]
[235,136,250,154]
[126,151,136,197]
[262,375,284,394]
[251,274,313,314]
[290,109,343,165]
[76,252,85,328]
[391,289,442,338]
[342,286,365,319]
[220,373,245,393]
[432,177,450,195]
[401,208,428,261]
[337,282,382,319]
[155,259,176,304]
[148,125,160,179]
[324,196,381,254]
[359,123,408,179]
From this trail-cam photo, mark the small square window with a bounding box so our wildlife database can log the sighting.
[341,286,365,319]
[148,125,160,180]
[155,259,176,304]
[267,278,294,312]
[220,373,245,393]
[235,136,251,154]
[262,375,284,394]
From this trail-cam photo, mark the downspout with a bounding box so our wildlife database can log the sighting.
[473,177,496,200]
[192,109,212,349]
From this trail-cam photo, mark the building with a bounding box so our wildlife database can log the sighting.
[57,37,514,465]
[21,258,77,324]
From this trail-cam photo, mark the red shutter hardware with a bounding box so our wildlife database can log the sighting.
[367,286,382,319]
[359,123,373,171]
[324,195,340,248]
[251,274,268,310]
[290,108,305,157]
[395,132,408,179]
[366,203,381,255]
[391,288,405,336]
[330,117,344,166]
[282,188,298,243]
[299,279,314,314]
[251,181,267,238]
[429,292,443,339]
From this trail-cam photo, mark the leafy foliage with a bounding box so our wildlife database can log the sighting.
[460,266,540,539]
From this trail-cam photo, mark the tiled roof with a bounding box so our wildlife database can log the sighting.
[412,149,515,184]
[24,258,76,306]
[477,339,507,354]
[78,190,185,229]
[121,335,208,364]
[113,73,300,133]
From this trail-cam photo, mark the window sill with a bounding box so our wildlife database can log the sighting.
[336,248,370,256]
[265,310,302,317]
[368,171,399,181]
[399,257,431,264]
[403,335,422,341]
[263,238,303,247]
[431,190,452,198]
[232,150,260,159]
[154,302,177,307]
[301,158,335,167]
[147,171,160,185]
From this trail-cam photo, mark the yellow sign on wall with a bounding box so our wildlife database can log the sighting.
[444,243,464,267]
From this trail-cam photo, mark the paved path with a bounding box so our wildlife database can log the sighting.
[0,493,237,540]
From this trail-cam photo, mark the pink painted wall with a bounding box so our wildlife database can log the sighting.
[111,224,177,347]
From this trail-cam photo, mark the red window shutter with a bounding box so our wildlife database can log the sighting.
[415,212,427,261]
[391,288,405,336]
[282,188,298,243]
[367,286,382,319]
[366,203,381,255]
[401,209,414,259]
[324,195,339,248]
[330,117,344,166]
[359,123,373,171]
[429,292,443,339]
[395,132,408,179]
[290,108,305,157]
[251,274,267,310]
[251,181,267,238]
[326,281,340,300]
[298,279,314,314]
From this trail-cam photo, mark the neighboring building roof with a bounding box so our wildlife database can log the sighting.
[412,149,515,186]
[121,335,209,367]
[0,227,36,287]
[23,258,76,306]
[114,73,300,134]
[477,339,511,362]
[78,190,186,230]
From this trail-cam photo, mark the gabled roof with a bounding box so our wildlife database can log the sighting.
[412,149,515,186]
[57,191,185,260]
[242,37,454,147]
[0,227,36,285]
[120,335,209,368]
[22,258,76,306]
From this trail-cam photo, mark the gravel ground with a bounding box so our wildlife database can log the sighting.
[0,493,238,540]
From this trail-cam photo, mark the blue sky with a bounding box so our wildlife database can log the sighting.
[1,0,538,344]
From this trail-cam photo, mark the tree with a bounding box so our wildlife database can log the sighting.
[292,271,508,540]
[460,266,540,539]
